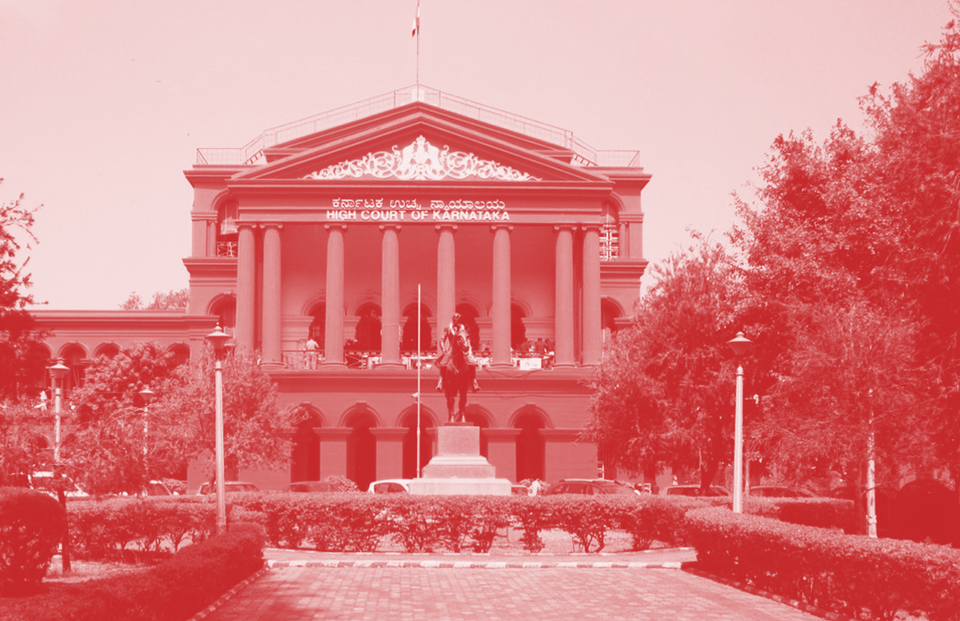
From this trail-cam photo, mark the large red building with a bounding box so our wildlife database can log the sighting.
[34,86,650,491]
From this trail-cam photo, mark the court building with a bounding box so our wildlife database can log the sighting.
[34,86,651,491]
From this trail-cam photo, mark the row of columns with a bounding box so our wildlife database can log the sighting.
[233,223,603,367]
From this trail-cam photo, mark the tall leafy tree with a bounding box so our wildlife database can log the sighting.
[0,180,46,400]
[861,19,960,486]
[120,288,189,311]
[65,342,182,495]
[585,235,745,490]
[150,346,293,482]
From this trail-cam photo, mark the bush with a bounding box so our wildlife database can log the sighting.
[685,506,960,621]
[0,523,265,621]
[0,488,66,596]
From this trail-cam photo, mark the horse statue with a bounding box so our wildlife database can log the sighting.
[436,314,478,423]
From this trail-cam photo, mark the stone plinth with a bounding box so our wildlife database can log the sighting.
[410,424,512,496]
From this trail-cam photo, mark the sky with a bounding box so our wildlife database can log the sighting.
[0,1,955,310]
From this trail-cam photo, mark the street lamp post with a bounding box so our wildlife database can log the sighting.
[47,358,71,572]
[726,332,754,514]
[139,387,155,483]
[205,325,230,535]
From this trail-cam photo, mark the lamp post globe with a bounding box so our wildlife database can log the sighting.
[726,332,753,513]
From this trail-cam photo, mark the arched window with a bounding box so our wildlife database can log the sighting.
[354,303,382,352]
[401,303,432,352]
[93,343,120,360]
[209,297,236,334]
[216,200,239,257]
[308,304,325,350]
[515,411,546,482]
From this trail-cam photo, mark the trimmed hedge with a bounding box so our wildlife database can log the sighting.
[0,488,66,596]
[685,507,960,621]
[0,523,265,621]
[68,497,215,562]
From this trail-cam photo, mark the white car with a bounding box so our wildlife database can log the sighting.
[367,479,410,493]
[29,471,89,498]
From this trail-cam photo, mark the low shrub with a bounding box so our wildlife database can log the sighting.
[69,498,213,562]
[744,497,855,531]
[0,522,265,621]
[685,506,960,621]
[0,488,66,596]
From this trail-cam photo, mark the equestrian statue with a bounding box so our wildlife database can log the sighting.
[435,313,480,423]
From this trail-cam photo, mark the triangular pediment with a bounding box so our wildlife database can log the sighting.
[229,103,611,185]
[303,135,540,182]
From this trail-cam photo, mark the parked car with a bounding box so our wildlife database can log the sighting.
[145,480,175,496]
[661,485,730,497]
[284,481,339,493]
[28,471,89,498]
[544,479,638,496]
[197,481,261,495]
[749,485,819,498]
[367,479,411,493]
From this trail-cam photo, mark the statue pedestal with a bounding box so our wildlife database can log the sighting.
[409,424,512,496]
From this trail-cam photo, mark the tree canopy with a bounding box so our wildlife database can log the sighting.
[120,288,190,311]
[588,18,959,517]
[0,179,46,401]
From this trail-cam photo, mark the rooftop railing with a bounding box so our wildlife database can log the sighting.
[196,85,640,169]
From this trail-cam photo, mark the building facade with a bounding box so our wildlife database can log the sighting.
[34,86,650,491]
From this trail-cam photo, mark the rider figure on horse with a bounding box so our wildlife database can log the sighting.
[435,312,481,392]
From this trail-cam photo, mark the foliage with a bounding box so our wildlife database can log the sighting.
[65,343,182,496]
[0,487,65,596]
[0,400,49,486]
[585,234,744,489]
[119,288,189,311]
[0,522,264,621]
[685,507,960,621]
[150,346,292,481]
[68,497,215,563]
[0,180,46,401]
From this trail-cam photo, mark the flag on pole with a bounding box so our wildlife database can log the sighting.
[411,1,420,37]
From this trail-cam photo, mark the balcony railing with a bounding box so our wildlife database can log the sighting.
[197,85,641,170]
[280,350,556,370]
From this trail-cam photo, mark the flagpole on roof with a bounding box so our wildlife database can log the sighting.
[412,0,421,86]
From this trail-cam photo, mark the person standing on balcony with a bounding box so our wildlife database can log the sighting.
[304,335,319,369]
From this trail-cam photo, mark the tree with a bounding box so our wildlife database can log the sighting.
[585,234,744,490]
[0,180,46,401]
[0,399,49,486]
[65,342,182,495]
[150,346,293,482]
[120,288,189,311]
[755,300,929,531]
[860,18,960,487]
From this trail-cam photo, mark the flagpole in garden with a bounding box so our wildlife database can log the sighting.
[416,284,422,478]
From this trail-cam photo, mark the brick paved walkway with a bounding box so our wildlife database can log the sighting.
[199,549,825,621]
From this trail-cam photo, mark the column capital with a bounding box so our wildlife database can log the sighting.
[554,224,577,232]
[435,224,458,234]
[581,223,601,232]
[490,224,513,232]
[324,224,348,232]
[260,222,283,230]
[378,224,402,232]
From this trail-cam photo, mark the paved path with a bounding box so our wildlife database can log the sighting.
[199,549,825,621]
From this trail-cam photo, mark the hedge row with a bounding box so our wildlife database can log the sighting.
[61,493,712,556]
[61,493,855,559]
[1,522,265,621]
[685,507,960,621]
[68,497,216,562]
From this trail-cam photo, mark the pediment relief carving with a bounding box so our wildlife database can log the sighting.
[303,136,541,182]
